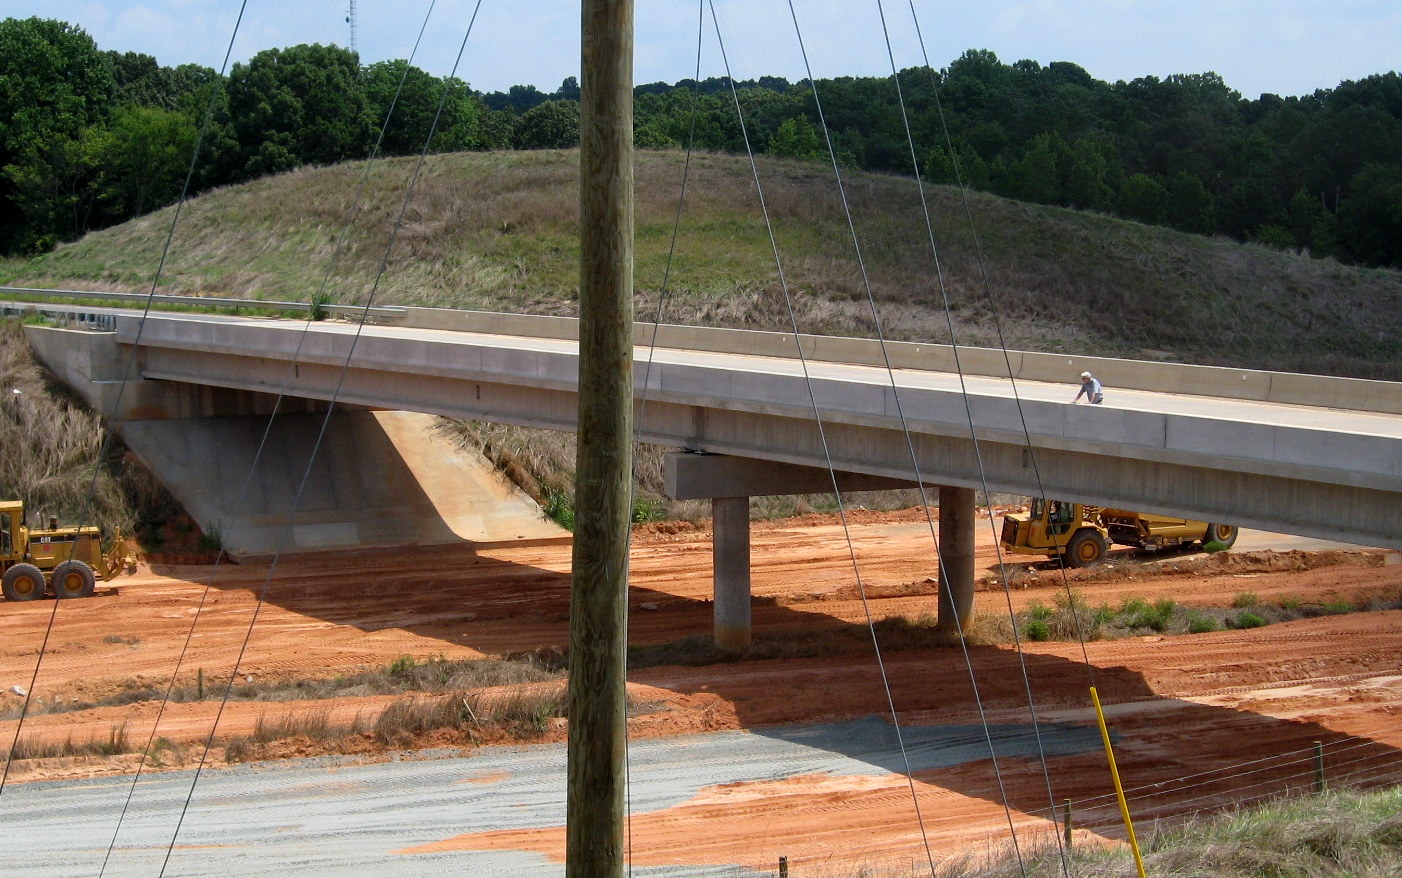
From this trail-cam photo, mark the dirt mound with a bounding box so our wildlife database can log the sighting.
[991,548,1388,590]
[632,519,708,539]
[793,577,943,603]
[1199,548,1386,572]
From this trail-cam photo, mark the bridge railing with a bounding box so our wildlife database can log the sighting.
[394,305,1402,416]
[0,286,405,324]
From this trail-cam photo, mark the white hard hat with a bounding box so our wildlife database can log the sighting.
[1080,371,1092,378]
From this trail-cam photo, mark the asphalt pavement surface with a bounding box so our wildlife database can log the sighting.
[1,717,1102,877]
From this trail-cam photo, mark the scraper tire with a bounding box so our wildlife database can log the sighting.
[1203,523,1238,548]
[1066,530,1108,568]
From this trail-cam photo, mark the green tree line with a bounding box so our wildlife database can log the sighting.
[3,17,1400,268]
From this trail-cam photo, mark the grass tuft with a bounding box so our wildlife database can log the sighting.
[1187,615,1220,634]
[371,686,567,746]
[1022,619,1051,642]
[22,655,566,719]
[223,684,571,761]
[4,723,131,760]
[1228,611,1267,629]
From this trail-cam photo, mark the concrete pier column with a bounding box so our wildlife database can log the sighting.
[664,452,921,651]
[936,485,976,634]
[712,495,752,651]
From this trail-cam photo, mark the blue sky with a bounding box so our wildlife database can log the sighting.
[7,1,1400,98]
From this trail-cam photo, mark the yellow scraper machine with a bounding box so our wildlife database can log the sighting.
[1000,497,1238,567]
[0,500,135,601]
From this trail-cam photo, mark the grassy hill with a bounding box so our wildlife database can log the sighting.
[3,148,1400,379]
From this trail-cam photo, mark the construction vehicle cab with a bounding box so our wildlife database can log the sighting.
[0,500,132,601]
[1000,498,1237,568]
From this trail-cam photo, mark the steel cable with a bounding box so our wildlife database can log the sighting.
[897,0,1100,683]
[706,2,952,872]
[623,2,709,873]
[0,0,253,804]
[92,5,447,874]
[697,2,1058,873]
[150,4,486,874]
[869,3,1086,874]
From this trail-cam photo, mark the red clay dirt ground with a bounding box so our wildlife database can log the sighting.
[3,507,1401,874]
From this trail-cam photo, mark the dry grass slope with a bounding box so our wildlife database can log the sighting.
[0,321,147,533]
[3,149,1399,378]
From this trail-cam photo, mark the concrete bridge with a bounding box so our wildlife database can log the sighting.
[16,300,1402,647]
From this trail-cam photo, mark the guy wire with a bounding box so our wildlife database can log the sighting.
[150,4,485,874]
[624,1,709,873]
[714,1,1032,872]
[785,2,1008,872]
[902,0,1098,685]
[874,2,1082,874]
[94,4,447,873]
[0,0,254,801]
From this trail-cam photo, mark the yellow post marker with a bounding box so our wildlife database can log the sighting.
[1090,686,1147,878]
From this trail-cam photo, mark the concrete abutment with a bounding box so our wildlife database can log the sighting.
[22,325,567,557]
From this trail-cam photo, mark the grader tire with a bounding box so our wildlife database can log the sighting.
[3,563,47,601]
[1203,523,1238,548]
[52,560,96,599]
[1066,530,1108,568]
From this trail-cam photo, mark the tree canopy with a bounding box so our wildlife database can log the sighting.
[2,18,1400,270]
[0,17,115,250]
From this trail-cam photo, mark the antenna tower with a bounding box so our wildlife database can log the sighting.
[346,0,358,56]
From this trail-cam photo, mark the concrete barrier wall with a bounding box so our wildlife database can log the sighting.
[395,306,1402,415]
[17,301,1402,415]
[24,325,339,421]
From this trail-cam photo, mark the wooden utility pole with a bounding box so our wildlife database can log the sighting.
[567,1,633,876]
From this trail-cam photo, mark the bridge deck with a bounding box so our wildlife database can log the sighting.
[19,305,1402,547]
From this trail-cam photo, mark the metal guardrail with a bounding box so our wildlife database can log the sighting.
[0,286,407,323]
[1,302,119,331]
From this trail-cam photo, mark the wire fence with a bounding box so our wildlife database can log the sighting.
[1039,729,1402,839]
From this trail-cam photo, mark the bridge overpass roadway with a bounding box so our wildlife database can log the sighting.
[24,305,1402,551]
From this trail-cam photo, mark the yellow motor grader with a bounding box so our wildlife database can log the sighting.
[999,497,1238,568]
[0,500,134,601]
